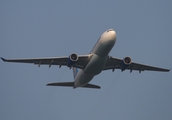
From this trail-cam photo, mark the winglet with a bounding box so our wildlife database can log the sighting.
[1,57,6,62]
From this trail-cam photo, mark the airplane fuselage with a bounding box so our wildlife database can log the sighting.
[74,29,116,88]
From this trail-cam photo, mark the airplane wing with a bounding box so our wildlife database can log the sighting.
[103,56,170,72]
[1,55,90,69]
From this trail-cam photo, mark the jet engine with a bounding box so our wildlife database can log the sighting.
[120,57,132,71]
[67,53,78,67]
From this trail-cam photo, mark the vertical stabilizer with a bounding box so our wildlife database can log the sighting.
[73,67,78,79]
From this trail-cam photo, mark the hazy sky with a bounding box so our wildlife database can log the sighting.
[1,1,172,120]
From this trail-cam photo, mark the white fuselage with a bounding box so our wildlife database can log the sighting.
[74,29,116,88]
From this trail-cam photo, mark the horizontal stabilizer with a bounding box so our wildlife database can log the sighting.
[83,84,101,89]
[47,82,74,87]
[47,82,100,89]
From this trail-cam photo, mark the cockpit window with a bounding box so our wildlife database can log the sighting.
[106,29,114,32]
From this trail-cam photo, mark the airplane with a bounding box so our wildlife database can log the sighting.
[1,29,170,89]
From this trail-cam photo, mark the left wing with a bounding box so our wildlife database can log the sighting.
[104,56,170,72]
[1,55,90,69]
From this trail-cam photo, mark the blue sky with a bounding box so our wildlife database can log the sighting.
[0,1,172,120]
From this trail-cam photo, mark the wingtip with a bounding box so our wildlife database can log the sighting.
[1,57,6,61]
[46,83,51,86]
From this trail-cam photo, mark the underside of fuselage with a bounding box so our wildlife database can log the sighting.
[73,29,116,88]
[73,54,107,88]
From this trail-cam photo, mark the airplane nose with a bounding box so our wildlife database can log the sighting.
[112,30,116,39]
[109,30,116,43]
[103,29,116,45]
[106,29,116,41]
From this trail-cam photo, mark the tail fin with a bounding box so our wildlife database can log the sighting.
[72,67,78,79]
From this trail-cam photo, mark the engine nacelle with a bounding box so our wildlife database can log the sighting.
[120,57,132,71]
[67,53,78,67]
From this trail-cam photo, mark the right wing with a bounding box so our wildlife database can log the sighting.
[1,55,91,69]
[103,56,170,72]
